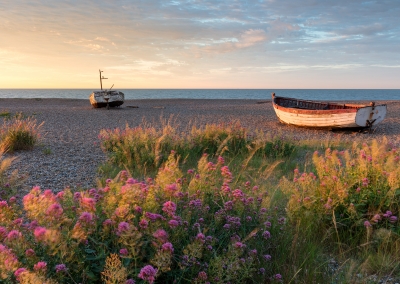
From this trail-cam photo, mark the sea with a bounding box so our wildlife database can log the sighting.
[0,89,399,101]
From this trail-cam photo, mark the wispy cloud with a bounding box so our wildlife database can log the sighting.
[0,0,399,88]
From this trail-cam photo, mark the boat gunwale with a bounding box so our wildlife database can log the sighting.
[272,95,368,115]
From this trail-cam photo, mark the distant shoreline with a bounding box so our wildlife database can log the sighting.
[1,89,399,101]
[1,98,399,103]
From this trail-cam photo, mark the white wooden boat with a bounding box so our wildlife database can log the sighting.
[271,93,387,129]
[89,90,124,109]
[89,70,124,109]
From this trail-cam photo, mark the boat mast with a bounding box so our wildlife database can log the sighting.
[99,69,108,90]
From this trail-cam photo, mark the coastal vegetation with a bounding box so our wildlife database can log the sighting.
[0,121,399,283]
[0,113,42,153]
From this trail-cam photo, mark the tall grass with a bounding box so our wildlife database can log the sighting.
[280,137,400,281]
[0,150,22,200]
[98,121,295,179]
[0,113,43,153]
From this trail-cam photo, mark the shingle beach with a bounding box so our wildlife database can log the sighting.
[1,98,400,193]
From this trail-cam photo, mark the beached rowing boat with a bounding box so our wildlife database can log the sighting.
[271,93,387,129]
[89,90,124,109]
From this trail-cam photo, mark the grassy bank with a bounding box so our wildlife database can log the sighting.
[0,121,399,283]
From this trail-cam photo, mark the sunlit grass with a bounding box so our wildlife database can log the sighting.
[0,113,43,153]
[0,121,398,283]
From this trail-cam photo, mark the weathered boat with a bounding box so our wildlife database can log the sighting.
[271,93,387,129]
[89,90,124,109]
[89,70,124,109]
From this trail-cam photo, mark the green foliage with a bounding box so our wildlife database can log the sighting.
[0,110,11,118]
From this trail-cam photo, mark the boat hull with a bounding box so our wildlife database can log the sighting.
[89,91,125,108]
[272,94,387,129]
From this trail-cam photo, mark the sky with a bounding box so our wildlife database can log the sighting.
[0,0,399,89]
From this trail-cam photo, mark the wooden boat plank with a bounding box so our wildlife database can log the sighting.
[271,92,387,129]
[275,110,357,127]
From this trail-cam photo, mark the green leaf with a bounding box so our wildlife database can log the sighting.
[85,248,96,254]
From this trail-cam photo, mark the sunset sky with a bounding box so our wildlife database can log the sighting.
[0,0,399,89]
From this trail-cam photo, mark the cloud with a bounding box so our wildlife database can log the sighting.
[0,0,399,87]
[236,29,268,48]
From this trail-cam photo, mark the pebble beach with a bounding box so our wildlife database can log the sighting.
[1,98,400,193]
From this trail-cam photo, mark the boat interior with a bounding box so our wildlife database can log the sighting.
[274,96,362,110]
[93,90,121,97]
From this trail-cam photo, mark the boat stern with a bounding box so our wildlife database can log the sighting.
[355,104,387,127]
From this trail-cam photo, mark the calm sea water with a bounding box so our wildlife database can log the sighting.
[0,89,399,101]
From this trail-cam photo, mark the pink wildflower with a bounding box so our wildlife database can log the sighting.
[207,162,216,170]
[364,221,372,227]
[389,216,398,223]
[56,191,65,199]
[263,254,272,261]
[117,222,130,235]
[73,192,81,200]
[126,279,135,284]
[55,264,68,273]
[196,233,205,243]
[232,189,244,199]
[383,211,392,218]
[0,226,8,240]
[27,220,38,230]
[12,218,23,226]
[25,249,35,257]
[14,268,27,281]
[139,219,149,229]
[262,230,271,239]
[120,248,129,256]
[126,178,137,184]
[7,230,22,241]
[168,219,179,228]
[198,271,208,280]
[162,201,177,216]
[46,203,63,218]
[79,212,94,224]
[153,229,168,243]
[81,197,96,211]
[161,242,174,253]
[189,199,202,208]
[234,242,246,249]
[34,261,47,271]
[371,214,381,223]
[145,212,165,221]
[138,265,158,284]
[165,183,178,195]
